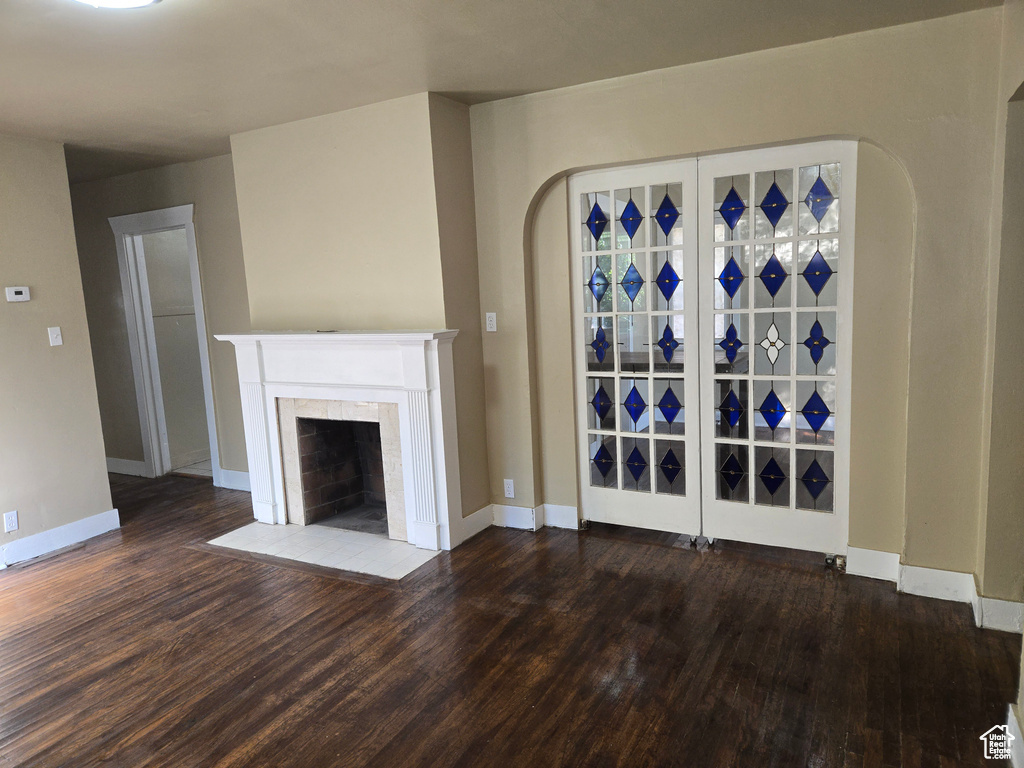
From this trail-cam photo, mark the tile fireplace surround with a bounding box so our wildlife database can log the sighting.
[217,331,484,550]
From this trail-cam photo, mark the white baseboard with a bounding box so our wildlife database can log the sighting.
[216,469,251,492]
[1009,705,1024,768]
[540,504,579,529]
[447,503,494,548]
[898,563,977,604]
[845,549,1022,633]
[1,509,120,567]
[106,457,150,477]
[492,504,543,531]
[847,547,899,582]
[977,597,1024,633]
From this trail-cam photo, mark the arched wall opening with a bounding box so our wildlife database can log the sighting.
[518,140,915,556]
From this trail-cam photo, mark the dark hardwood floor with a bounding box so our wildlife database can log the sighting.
[0,474,1019,767]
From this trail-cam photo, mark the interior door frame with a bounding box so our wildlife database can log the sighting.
[109,204,222,484]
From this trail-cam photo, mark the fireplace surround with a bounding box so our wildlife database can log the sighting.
[217,331,481,550]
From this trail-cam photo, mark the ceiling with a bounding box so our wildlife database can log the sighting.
[0,0,999,183]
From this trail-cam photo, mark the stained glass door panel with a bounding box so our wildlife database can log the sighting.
[697,141,854,554]
[571,160,702,535]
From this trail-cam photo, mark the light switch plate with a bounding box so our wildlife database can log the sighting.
[5,286,30,302]
[48,327,63,346]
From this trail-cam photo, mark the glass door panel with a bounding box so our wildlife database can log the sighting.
[571,159,702,536]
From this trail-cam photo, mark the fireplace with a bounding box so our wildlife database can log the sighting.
[216,331,490,551]
[278,397,406,540]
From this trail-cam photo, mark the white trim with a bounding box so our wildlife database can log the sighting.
[541,504,580,529]
[105,457,151,477]
[977,597,1024,633]
[448,504,494,548]
[897,564,977,604]
[1,509,120,566]
[846,547,899,582]
[216,469,251,492]
[109,205,223,486]
[490,503,580,531]
[851,548,1024,633]
[1009,705,1024,768]
[492,504,543,531]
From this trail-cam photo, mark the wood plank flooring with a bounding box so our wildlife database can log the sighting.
[0,474,1020,767]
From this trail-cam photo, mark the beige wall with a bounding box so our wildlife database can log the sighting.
[71,154,250,473]
[230,94,446,331]
[0,133,112,543]
[230,93,491,516]
[470,10,1003,574]
[981,101,1024,602]
[428,94,492,515]
[975,0,1024,606]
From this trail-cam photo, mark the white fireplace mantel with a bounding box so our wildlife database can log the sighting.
[216,330,465,550]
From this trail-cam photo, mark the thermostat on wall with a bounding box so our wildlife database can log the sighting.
[5,286,30,302]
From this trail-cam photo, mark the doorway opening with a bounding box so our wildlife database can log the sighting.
[110,205,221,483]
[570,140,856,556]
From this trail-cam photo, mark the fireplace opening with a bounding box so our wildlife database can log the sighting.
[296,417,388,536]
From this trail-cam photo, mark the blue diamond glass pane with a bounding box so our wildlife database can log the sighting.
[657,386,682,423]
[719,186,746,230]
[657,324,679,363]
[758,252,788,298]
[590,326,610,363]
[620,198,643,240]
[587,267,610,303]
[721,453,745,490]
[624,385,647,425]
[659,448,682,484]
[803,320,832,365]
[592,443,614,477]
[803,250,833,296]
[758,389,786,431]
[800,390,831,434]
[586,202,609,241]
[621,262,644,303]
[591,386,612,420]
[759,182,790,229]
[717,256,744,298]
[759,457,786,496]
[655,260,680,301]
[655,194,679,236]
[805,175,835,223]
[720,388,743,428]
[626,446,647,482]
[718,323,743,363]
[801,459,830,499]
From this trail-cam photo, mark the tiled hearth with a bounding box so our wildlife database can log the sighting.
[209,522,439,580]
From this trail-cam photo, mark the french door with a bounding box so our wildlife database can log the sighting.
[570,141,855,554]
